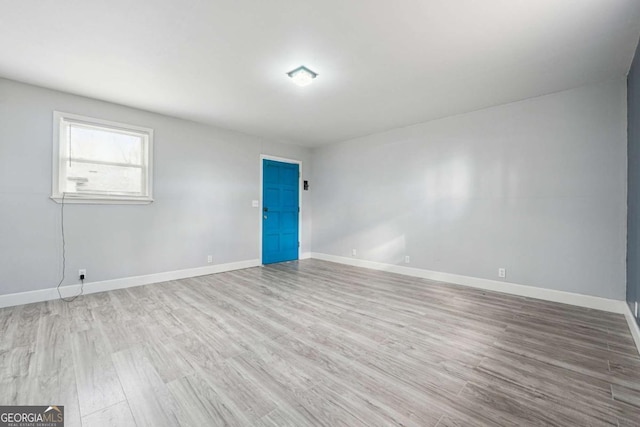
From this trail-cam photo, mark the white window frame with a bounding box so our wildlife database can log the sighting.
[51,111,154,204]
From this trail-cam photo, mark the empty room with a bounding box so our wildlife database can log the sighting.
[2,1,640,426]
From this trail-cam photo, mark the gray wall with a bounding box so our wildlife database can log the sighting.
[628,39,640,320]
[311,79,627,300]
[0,77,629,301]
[0,78,311,295]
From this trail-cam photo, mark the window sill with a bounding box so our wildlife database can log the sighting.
[50,195,154,205]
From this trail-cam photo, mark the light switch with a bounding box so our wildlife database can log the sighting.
[252,200,259,208]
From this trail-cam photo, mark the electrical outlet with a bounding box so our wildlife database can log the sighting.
[405,256,410,264]
[635,301,638,318]
[352,249,357,256]
[498,268,506,278]
[79,269,86,280]
[207,255,213,264]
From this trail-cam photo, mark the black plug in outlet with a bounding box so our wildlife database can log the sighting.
[80,274,85,281]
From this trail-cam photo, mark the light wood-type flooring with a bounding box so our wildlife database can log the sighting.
[1,259,640,426]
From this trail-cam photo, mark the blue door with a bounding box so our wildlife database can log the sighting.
[262,159,299,264]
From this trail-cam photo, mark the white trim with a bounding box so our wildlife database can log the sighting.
[0,259,260,309]
[3,251,633,350]
[310,252,627,314]
[49,196,153,205]
[259,154,303,264]
[52,111,154,204]
[623,303,640,356]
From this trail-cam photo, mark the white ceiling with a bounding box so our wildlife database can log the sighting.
[1,1,640,146]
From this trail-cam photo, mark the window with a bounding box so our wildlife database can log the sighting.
[52,112,153,204]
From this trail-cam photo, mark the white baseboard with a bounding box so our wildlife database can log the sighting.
[0,259,261,309]
[3,251,633,350]
[623,303,640,356]
[310,252,627,314]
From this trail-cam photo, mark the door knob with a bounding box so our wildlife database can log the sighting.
[263,215,267,219]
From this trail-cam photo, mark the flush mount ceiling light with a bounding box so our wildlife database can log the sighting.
[287,65,318,87]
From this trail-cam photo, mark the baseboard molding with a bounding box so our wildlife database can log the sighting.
[3,251,631,332]
[623,303,640,356]
[310,252,626,314]
[0,258,261,309]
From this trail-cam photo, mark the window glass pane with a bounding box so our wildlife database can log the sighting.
[69,124,143,165]
[64,161,143,195]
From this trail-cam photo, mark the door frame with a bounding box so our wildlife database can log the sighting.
[259,154,303,265]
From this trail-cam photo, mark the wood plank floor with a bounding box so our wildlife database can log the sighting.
[1,259,639,426]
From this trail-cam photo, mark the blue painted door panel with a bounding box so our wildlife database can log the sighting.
[262,160,299,264]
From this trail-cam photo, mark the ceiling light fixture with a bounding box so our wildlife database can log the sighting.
[287,65,318,87]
